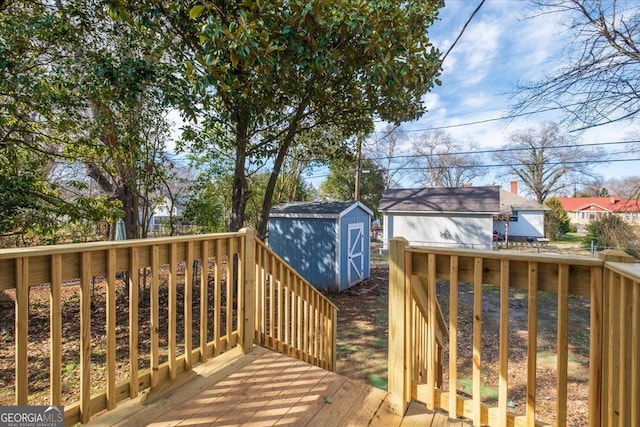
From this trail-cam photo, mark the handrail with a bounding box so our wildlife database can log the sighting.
[253,238,338,371]
[388,237,640,427]
[0,228,338,425]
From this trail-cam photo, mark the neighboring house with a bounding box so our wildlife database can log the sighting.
[556,196,640,231]
[267,201,372,293]
[495,182,548,242]
[379,183,546,250]
[147,196,180,233]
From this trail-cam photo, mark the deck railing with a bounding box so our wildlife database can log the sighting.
[388,237,640,427]
[254,239,337,370]
[0,229,337,425]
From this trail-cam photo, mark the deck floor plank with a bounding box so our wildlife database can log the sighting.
[86,346,463,427]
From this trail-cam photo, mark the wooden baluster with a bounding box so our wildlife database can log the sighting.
[80,252,92,422]
[527,261,538,427]
[498,259,509,426]
[129,247,139,397]
[557,264,569,427]
[214,240,222,355]
[427,253,437,410]
[185,241,194,369]
[107,249,117,408]
[150,245,160,388]
[607,268,619,427]
[473,257,483,427]
[15,258,29,406]
[199,241,209,362]
[619,276,632,427]
[449,255,459,419]
[168,243,177,379]
[50,254,62,405]
[226,238,233,350]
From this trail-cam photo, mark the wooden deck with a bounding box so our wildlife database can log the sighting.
[87,346,467,427]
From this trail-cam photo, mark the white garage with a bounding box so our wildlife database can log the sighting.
[379,186,500,250]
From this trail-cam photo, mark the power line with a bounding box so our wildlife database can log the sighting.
[304,156,640,180]
[362,139,640,162]
[372,105,569,132]
[441,0,487,64]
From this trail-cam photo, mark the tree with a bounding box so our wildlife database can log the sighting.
[122,0,443,239]
[583,214,638,251]
[492,122,602,204]
[363,125,413,190]
[1,1,177,243]
[0,1,126,244]
[410,130,486,187]
[320,156,385,217]
[544,197,572,239]
[515,1,640,130]
[577,180,610,197]
[606,176,640,200]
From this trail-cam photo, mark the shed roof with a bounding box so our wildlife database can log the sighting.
[269,201,373,219]
[378,186,501,214]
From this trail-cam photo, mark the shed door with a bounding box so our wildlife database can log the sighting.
[347,223,364,286]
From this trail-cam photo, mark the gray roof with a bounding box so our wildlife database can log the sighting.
[499,189,549,214]
[379,186,501,213]
[270,201,373,218]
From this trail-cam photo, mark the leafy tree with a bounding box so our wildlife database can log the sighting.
[492,122,603,204]
[320,157,385,217]
[410,130,486,187]
[1,1,175,243]
[122,0,443,239]
[583,214,638,251]
[515,1,640,130]
[61,5,176,240]
[182,174,229,234]
[544,197,572,240]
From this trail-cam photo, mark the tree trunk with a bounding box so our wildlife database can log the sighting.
[229,113,250,232]
[116,182,139,239]
[256,100,308,240]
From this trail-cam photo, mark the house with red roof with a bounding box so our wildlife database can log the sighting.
[556,196,640,231]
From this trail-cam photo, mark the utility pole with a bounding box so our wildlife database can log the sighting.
[354,138,362,201]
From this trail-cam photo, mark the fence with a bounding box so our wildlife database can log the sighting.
[388,237,640,426]
[0,229,336,425]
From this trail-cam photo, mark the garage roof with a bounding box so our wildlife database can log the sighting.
[379,186,501,214]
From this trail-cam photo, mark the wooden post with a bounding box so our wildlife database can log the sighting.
[598,250,635,426]
[588,265,603,427]
[240,228,256,354]
[389,237,409,416]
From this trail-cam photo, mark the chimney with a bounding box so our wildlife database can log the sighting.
[464,183,472,187]
[510,180,518,194]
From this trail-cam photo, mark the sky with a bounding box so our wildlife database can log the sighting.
[359,0,640,193]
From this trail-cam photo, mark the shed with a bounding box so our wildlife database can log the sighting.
[267,201,373,293]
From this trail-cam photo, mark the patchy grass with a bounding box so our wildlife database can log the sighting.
[556,232,585,244]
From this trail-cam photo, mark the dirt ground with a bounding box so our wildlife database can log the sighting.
[327,262,590,426]
[1,259,590,426]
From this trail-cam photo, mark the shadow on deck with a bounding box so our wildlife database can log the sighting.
[87,346,466,427]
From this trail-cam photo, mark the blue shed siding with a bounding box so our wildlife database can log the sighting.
[267,217,338,292]
[338,209,371,291]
